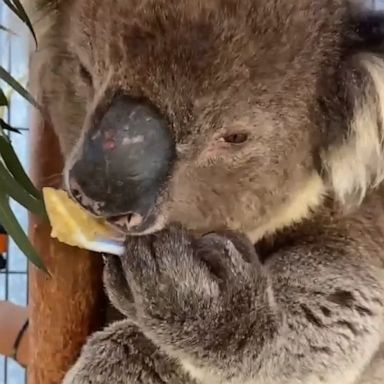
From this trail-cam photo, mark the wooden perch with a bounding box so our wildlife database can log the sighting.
[28,116,105,384]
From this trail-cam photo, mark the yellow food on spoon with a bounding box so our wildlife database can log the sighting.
[42,187,125,256]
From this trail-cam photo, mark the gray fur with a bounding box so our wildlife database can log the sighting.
[62,223,384,384]
[28,0,384,383]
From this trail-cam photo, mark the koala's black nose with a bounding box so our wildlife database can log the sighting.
[67,95,175,230]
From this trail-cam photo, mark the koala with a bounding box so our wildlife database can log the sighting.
[29,0,384,383]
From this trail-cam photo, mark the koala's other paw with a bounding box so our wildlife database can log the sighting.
[62,320,192,384]
[121,225,272,357]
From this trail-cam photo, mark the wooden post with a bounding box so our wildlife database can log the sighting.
[28,117,105,384]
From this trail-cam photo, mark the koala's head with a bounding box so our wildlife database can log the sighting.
[31,0,384,241]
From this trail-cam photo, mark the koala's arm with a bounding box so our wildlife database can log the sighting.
[113,225,384,384]
[259,235,384,384]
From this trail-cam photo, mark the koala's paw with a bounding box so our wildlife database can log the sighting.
[121,224,267,351]
[62,320,191,384]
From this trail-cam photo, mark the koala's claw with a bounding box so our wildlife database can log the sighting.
[122,225,260,302]
[196,231,259,284]
[121,224,219,306]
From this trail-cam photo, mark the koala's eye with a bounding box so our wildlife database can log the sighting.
[222,133,248,144]
[78,63,93,86]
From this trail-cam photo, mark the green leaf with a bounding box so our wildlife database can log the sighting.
[0,66,40,110]
[0,119,21,134]
[0,192,48,273]
[3,0,37,46]
[0,89,8,106]
[2,0,18,14]
[0,135,41,199]
[0,160,46,217]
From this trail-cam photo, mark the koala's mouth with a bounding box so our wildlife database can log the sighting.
[106,211,167,236]
[64,175,168,236]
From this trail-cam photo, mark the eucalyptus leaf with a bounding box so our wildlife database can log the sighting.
[0,192,48,273]
[0,66,40,109]
[0,89,7,106]
[0,135,41,199]
[0,160,46,217]
[0,119,21,134]
[3,0,37,46]
[0,0,50,271]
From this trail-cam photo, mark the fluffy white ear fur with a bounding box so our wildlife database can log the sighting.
[323,53,384,206]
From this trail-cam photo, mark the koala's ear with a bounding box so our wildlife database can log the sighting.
[322,51,384,206]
